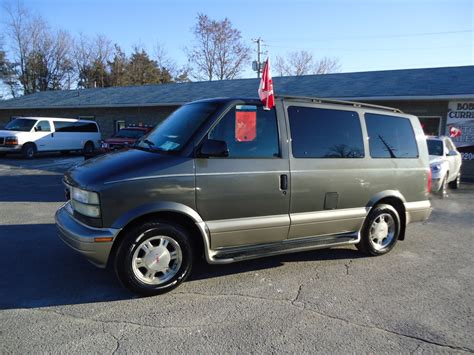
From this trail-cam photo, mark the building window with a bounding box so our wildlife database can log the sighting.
[365,113,418,158]
[418,116,441,136]
[288,106,365,158]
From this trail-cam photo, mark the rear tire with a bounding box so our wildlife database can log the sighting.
[356,204,400,256]
[449,173,460,189]
[114,219,194,296]
[83,141,94,155]
[22,143,37,159]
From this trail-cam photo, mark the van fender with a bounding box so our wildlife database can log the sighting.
[365,190,406,209]
[111,201,204,230]
[109,201,215,264]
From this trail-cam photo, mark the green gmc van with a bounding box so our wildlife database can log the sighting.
[55,96,432,295]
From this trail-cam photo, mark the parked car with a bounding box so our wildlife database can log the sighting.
[427,136,462,197]
[56,96,432,296]
[102,126,153,151]
[84,125,153,159]
[0,117,101,159]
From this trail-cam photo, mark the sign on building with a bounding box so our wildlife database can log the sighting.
[447,101,474,160]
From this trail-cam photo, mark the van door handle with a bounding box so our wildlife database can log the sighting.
[280,174,288,191]
[51,133,54,137]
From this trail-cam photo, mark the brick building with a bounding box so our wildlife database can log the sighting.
[1,65,473,178]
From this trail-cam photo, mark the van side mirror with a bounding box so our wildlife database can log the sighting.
[198,139,229,158]
[447,150,458,156]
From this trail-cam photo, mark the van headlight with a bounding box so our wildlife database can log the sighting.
[5,137,18,145]
[71,187,100,217]
[430,164,442,173]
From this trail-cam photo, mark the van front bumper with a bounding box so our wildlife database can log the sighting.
[0,145,21,152]
[55,202,120,268]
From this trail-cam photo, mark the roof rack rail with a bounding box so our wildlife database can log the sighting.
[276,95,403,113]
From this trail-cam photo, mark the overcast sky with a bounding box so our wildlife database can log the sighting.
[1,0,473,78]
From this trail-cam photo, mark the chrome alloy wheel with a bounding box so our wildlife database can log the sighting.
[132,235,183,285]
[368,213,396,251]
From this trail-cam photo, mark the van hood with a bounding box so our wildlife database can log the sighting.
[65,148,192,190]
[0,130,21,136]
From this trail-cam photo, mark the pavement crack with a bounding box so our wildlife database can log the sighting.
[291,284,304,306]
[295,305,472,352]
[100,322,120,354]
[175,290,287,303]
[33,307,226,332]
[344,260,352,275]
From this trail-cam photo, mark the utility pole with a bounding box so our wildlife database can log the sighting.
[252,37,264,78]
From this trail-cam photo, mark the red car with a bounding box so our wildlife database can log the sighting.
[102,126,153,151]
[85,126,153,159]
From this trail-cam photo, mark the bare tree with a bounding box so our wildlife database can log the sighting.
[3,1,73,94]
[108,44,128,87]
[74,34,113,88]
[275,50,340,76]
[154,43,191,83]
[314,56,341,74]
[187,14,250,81]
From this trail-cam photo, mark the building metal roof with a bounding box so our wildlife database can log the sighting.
[0,65,473,110]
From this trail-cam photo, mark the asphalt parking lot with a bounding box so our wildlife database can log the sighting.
[0,155,473,353]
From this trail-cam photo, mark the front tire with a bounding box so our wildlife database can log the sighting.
[357,204,400,256]
[22,143,37,159]
[114,220,194,296]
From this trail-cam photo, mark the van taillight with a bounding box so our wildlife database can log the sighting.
[427,169,432,193]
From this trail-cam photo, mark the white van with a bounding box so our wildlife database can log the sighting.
[0,117,101,158]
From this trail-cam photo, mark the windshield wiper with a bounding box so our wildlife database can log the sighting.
[142,139,155,147]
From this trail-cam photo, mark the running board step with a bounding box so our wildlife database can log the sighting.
[213,233,358,262]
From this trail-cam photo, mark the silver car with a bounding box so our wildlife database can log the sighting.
[427,136,462,197]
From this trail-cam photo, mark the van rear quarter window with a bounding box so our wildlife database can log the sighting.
[288,106,364,158]
[365,113,418,158]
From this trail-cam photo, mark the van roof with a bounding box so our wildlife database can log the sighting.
[13,116,96,123]
[192,96,403,114]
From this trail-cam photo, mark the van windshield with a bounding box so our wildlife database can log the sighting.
[135,102,220,153]
[4,118,37,132]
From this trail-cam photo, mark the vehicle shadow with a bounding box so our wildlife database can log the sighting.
[0,153,83,175]
[0,174,65,202]
[0,224,134,310]
[189,247,363,282]
[0,223,363,310]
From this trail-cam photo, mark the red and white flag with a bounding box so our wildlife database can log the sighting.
[450,126,462,138]
[258,58,274,110]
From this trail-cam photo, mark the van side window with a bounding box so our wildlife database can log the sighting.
[36,121,51,132]
[365,113,418,158]
[288,106,364,158]
[53,121,98,133]
[54,121,75,132]
[208,105,279,158]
